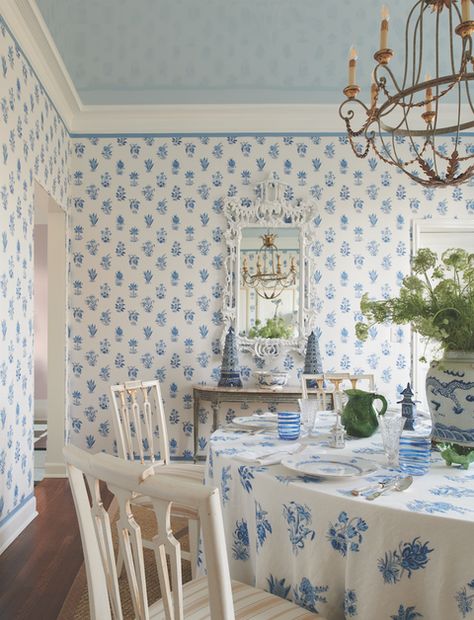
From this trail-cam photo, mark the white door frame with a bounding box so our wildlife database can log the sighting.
[34,182,68,478]
[411,218,474,400]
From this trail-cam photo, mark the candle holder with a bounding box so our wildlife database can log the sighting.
[455,20,474,37]
[421,110,436,124]
[373,48,394,65]
[343,84,360,99]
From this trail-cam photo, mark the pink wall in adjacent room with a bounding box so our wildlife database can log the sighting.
[34,224,48,400]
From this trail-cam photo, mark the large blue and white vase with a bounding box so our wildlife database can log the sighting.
[426,351,474,447]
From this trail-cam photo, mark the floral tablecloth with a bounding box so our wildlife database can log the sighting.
[205,421,474,620]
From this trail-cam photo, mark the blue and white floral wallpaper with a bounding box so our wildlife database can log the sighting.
[68,134,474,458]
[2,4,474,542]
[0,17,69,527]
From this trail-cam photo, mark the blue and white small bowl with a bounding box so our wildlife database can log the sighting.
[278,411,300,440]
[256,371,289,388]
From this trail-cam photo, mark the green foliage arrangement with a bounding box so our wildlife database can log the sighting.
[355,248,474,354]
[248,316,293,339]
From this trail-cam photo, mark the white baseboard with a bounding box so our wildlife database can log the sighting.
[0,495,37,555]
[44,461,67,478]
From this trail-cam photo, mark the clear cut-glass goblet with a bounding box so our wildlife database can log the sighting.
[378,413,405,467]
[298,398,319,436]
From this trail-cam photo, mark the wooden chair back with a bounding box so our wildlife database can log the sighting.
[301,373,353,411]
[110,380,169,464]
[64,445,235,620]
[349,373,375,390]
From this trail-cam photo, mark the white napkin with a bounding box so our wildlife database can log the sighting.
[236,442,302,465]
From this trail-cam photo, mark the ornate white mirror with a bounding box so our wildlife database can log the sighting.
[222,175,316,358]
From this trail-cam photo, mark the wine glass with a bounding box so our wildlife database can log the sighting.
[298,398,318,436]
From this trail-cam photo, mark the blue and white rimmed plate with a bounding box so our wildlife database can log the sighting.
[281,453,380,479]
[231,414,278,429]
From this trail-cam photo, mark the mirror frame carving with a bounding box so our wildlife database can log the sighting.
[222,176,316,358]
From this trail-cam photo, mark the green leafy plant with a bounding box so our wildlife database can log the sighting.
[248,316,293,339]
[355,248,474,354]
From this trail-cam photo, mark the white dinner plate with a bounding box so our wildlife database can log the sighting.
[231,415,278,429]
[281,452,380,478]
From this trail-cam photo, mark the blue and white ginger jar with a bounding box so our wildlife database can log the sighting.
[426,351,474,447]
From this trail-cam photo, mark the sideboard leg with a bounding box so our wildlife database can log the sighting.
[211,399,220,433]
[193,391,199,461]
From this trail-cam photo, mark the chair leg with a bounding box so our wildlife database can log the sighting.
[188,517,200,579]
[116,546,124,577]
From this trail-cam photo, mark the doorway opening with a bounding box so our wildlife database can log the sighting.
[412,218,474,410]
[33,183,67,482]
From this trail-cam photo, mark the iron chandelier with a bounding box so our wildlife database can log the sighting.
[339,0,474,187]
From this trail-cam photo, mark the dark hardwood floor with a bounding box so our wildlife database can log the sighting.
[0,479,84,620]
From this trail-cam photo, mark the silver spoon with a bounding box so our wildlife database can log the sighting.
[365,475,413,501]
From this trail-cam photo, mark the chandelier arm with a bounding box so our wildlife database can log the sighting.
[402,0,425,92]
[464,68,474,117]
[413,3,424,93]
[371,133,431,169]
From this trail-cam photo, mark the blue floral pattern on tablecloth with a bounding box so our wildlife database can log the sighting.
[220,465,231,506]
[456,579,474,618]
[293,577,329,614]
[255,501,272,550]
[238,465,255,493]
[378,538,433,584]
[267,574,291,600]
[390,605,423,620]
[327,511,368,556]
[282,501,316,554]
[343,589,358,617]
[232,519,250,561]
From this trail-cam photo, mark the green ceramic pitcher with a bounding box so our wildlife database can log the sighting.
[341,389,388,438]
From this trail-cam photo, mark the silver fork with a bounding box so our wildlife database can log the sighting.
[351,477,396,497]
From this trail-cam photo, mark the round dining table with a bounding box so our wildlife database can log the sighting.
[205,415,474,620]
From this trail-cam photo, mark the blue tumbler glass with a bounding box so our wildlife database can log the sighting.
[399,431,431,475]
[278,412,300,441]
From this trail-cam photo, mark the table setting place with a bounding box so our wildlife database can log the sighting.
[214,395,463,502]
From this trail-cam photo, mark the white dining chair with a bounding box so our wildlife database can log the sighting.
[110,380,203,578]
[300,373,327,409]
[64,445,324,620]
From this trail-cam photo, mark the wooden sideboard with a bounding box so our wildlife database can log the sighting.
[192,384,305,459]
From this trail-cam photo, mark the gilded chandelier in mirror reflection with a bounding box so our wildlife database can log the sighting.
[241,231,297,300]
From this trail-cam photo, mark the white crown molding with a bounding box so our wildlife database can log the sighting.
[72,103,343,135]
[0,0,81,128]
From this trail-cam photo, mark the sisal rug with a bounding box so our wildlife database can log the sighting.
[58,502,192,619]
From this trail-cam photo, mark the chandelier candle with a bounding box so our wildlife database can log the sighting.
[425,74,433,114]
[348,47,357,85]
[462,0,470,22]
[379,5,390,49]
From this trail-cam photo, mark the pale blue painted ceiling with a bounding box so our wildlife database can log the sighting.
[35,0,451,106]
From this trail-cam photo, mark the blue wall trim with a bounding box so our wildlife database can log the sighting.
[0,492,35,528]
[69,131,474,139]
